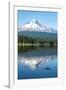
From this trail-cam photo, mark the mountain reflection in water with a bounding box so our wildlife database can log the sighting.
[18,55,56,70]
[18,48,57,79]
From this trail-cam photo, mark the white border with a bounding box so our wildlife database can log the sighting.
[9,1,64,88]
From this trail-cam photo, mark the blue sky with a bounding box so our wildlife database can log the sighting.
[17,10,57,30]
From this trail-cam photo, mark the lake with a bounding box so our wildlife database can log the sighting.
[18,47,57,79]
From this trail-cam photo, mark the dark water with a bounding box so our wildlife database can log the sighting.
[18,47,57,79]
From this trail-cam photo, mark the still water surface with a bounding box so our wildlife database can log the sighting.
[18,47,57,79]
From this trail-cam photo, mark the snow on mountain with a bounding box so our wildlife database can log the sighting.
[18,19,57,33]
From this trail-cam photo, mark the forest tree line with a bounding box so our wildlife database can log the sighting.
[18,35,57,47]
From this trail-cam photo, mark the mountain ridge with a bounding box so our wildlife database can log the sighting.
[18,19,57,33]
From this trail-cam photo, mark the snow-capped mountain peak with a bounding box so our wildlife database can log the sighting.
[30,19,37,24]
[18,19,57,33]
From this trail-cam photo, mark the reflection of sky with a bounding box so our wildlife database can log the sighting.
[17,10,57,30]
[18,55,57,70]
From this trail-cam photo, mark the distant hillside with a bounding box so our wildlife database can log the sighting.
[18,31,57,41]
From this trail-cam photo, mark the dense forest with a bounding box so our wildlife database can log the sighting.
[18,34,57,52]
[18,35,57,46]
